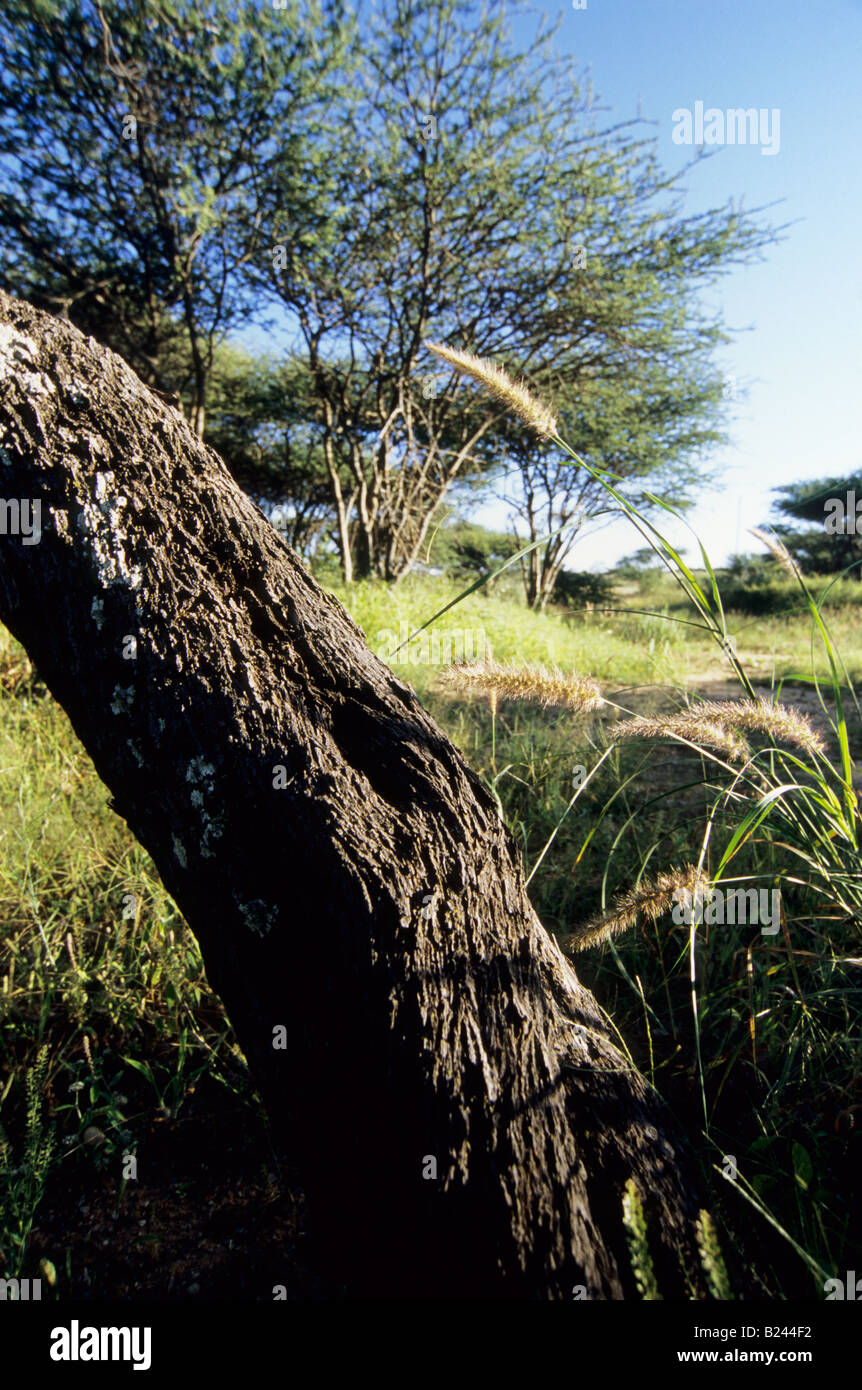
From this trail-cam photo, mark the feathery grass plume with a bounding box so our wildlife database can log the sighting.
[566,864,710,953]
[694,696,826,758]
[622,1179,662,1300]
[435,658,603,713]
[749,527,803,581]
[609,696,825,762]
[696,1210,734,1300]
[609,712,750,762]
[65,931,79,972]
[425,341,559,439]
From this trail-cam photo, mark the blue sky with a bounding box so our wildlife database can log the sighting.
[467,0,862,570]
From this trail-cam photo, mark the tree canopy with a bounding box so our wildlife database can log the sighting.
[0,0,348,433]
[0,0,781,588]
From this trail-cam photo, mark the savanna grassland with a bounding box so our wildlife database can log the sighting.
[1,567,859,1299]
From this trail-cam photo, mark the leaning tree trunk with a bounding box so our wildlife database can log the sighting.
[0,290,704,1299]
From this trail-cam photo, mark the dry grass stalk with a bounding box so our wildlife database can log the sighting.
[610,712,748,761]
[609,697,824,762]
[695,696,825,757]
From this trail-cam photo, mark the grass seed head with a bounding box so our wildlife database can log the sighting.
[749,527,803,582]
[608,698,824,762]
[566,865,710,952]
[425,341,559,439]
[609,712,749,761]
[436,658,603,713]
[694,696,826,758]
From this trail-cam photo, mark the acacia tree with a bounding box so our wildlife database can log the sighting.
[253,0,775,585]
[254,0,602,582]
[0,0,348,434]
[0,289,716,1299]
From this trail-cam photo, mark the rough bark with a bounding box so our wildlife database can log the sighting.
[0,290,704,1300]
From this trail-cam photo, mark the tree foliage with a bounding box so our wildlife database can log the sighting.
[0,0,348,433]
[204,345,335,558]
[1,0,781,584]
[427,518,520,583]
[251,0,779,586]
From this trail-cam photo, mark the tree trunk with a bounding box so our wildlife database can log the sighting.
[320,405,353,584]
[0,290,705,1300]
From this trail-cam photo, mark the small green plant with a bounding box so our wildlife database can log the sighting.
[621,1178,661,1300]
[696,1209,733,1300]
[0,1044,56,1278]
[120,1033,211,1123]
[621,1180,736,1300]
[52,1043,135,1170]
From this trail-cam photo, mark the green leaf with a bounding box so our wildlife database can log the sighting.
[792,1143,813,1191]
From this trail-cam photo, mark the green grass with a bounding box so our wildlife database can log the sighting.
[327,567,862,698]
[1,566,860,1298]
[0,648,249,1281]
[608,566,862,685]
[329,571,685,696]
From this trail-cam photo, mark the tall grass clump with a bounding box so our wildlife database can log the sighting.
[422,340,861,1299]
